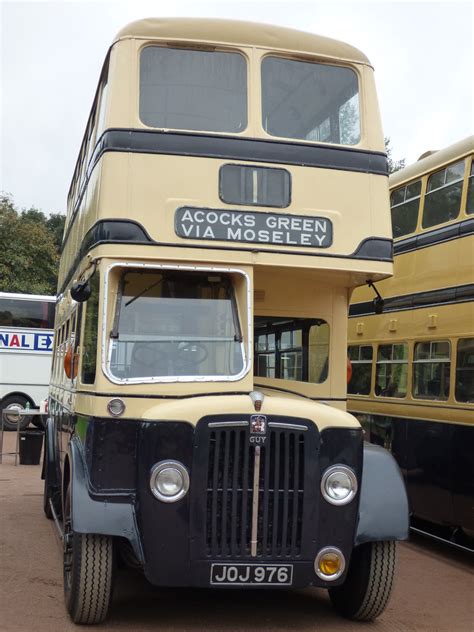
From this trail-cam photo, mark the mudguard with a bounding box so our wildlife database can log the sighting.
[355,442,409,545]
[68,436,144,564]
[41,417,59,484]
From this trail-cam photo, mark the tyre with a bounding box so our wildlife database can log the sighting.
[329,540,397,621]
[0,395,32,430]
[63,486,114,624]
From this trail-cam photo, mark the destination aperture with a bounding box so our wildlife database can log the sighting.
[175,207,333,248]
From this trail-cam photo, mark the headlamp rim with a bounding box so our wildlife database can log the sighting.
[150,460,190,503]
[320,464,358,506]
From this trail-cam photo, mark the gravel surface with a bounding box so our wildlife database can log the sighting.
[0,431,472,632]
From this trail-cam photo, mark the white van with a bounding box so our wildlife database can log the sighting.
[0,292,55,429]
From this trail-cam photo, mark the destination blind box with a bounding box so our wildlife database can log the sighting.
[175,208,333,248]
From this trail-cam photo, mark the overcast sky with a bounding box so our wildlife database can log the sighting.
[1,0,472,215]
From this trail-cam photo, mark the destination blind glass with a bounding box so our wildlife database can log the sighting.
[175,208,333,248]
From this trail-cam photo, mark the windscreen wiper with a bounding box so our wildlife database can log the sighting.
[125,278,164,307]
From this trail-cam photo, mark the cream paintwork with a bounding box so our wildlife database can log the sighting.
[52,19,393,429]
[72,389,360,431]
[348,302,474,426]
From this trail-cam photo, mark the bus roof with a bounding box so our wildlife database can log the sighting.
[114,17,371,66]
[390,135,474,189]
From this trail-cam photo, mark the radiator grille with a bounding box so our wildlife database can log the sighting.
[206,425,306,559]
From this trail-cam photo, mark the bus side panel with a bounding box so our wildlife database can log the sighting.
[452,423,474,534]
[405,418,454,527]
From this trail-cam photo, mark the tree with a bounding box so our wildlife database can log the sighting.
[0,193,65,295]
[385,137,406,174]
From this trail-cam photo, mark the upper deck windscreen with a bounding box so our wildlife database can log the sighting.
[262,57,360,145]
[140,46,247,133]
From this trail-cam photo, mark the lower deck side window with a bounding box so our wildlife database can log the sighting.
[413,340,450,400]
[456,338,474,402]
[254,317,329,383]
[375,343,408,398]
[348,344,373,395]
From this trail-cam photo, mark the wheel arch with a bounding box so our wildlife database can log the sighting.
[355,442,409,545]
[67,436,144,564]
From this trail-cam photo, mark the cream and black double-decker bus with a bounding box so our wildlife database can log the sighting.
[348,136,473,548]
[43,18,408,624]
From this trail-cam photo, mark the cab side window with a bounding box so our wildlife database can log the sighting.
[81,274,100,384]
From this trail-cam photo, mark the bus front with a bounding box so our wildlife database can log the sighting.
[47,19,408,625]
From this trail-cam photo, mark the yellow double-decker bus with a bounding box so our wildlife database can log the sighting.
[348,136,473,549]
[42,18,408,624]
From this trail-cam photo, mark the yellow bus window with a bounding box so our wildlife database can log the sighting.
[423,160,465,228]
[347,344,373,395]
[413,341,450,400]
[455,338,474,403]
[390,180,421,238]
[375,343,408,397]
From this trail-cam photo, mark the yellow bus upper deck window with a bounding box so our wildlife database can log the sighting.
[261,57,360,145]
[390,180,422,239]
[422,160,465,229]
[139,46,247,133]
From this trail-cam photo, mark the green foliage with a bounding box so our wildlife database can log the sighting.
[0,193,66,295]
[385,137,406,174]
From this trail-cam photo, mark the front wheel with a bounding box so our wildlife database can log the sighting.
[63,487,114,624]
[329,540,397,621]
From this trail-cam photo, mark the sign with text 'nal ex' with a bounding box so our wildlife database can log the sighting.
[175,208,333,248]
[0,330,54,353]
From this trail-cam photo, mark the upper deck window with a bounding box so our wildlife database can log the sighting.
[390,180,421,238]
[140,46,247,133]
[422,159,465,228]
[261,57,360,145]
[466,161,474,215]
[108,270,245,381]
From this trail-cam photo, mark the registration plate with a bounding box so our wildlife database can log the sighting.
[210,563,293,586]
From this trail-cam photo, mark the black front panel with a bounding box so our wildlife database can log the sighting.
[135,421,195,585]
[317,427,363,555]
[191,415,318,562]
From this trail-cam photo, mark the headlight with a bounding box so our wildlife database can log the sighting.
[321,465,357,506]
[150,460,190,503]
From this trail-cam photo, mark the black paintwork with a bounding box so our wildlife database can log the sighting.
[356,412,474,535]
[49,410,410,589]
[349,283,474,317]
[58,217,393,295]
[84,417,138,493]
[317,427,365,557]
[68,435,144,563]
[93,129,388,177]
[394,217,474,255]
[135,421,195,585]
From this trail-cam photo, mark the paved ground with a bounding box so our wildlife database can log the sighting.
[0,431,472,632]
